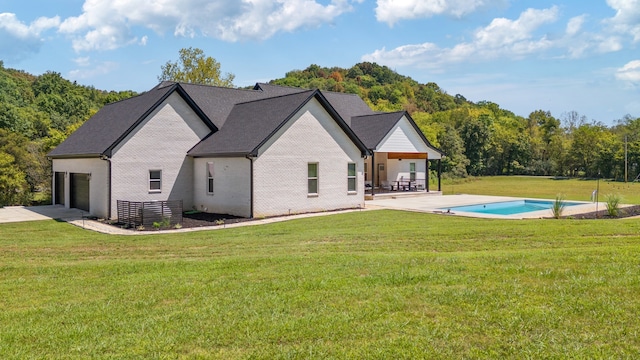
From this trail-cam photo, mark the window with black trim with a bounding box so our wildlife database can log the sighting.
[347,163,357,192]
[409,162,416,181]
[149,170,161,192]
[207,162,214,194]
[308,163,318,195]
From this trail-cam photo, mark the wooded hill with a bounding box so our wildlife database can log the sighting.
[271,63,640,182]
[1,61,638,206]
[0,61,135,206]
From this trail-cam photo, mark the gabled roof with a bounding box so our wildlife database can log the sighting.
[253,83,307,96]
[350,112,406,150]
[47,83,215,158]
[255,83,375,125]
[188,89,368,157]
[351,111,444,155]
[181,82,281,129]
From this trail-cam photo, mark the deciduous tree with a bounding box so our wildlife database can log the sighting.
[158,47,235,87]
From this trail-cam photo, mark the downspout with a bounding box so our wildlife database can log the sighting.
[100,156,112,219]
[438,159,442,192]
[426,156,430,192]
[246,155,254,218]
[370,151,375,197]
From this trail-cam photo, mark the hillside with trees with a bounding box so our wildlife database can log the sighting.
[0,61,136,206]
[1,56,638,207]
[270,63,640,182]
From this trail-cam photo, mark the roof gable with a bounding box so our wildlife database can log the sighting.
[351,111,443,156]
[188,90,368,157]
[48,84,216,158]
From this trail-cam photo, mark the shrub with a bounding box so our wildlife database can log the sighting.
[605,194,622,218]
[552,194,566,219]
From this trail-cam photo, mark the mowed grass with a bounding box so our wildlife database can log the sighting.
[2,210,640,358]
[443,176,640,204]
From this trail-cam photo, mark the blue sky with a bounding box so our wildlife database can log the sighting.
[1,0,639,125]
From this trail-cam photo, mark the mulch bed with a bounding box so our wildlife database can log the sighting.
[562,204,640,219]
[181,212,254,228]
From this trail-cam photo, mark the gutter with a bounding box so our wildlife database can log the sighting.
[246,154,256,218]
[100,155,112,219]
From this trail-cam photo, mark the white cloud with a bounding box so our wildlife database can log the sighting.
[616,60,640,83]
[59,0,357,52]
[363,7,559,68]
[605,0,640,42]
[565,15,585,36]
[68,60,118,79]
[0,13,60,61]
[375,0,508,25]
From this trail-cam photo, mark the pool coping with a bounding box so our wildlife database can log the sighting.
[367,194,623,219]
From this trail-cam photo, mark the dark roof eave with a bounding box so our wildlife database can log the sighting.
[189,152,253,158]
[48,153,105,159]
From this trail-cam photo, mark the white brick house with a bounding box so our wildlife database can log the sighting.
[48,82,442,220]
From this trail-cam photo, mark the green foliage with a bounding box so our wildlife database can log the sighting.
[2,213,640,358]
[158,47,235,87]
[0,152,30,206]
[551,194,566,219]
[272,63,640,181]
[0,65,137,205]
[605,193,622,217]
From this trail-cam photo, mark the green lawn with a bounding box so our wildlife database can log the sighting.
[2,210,640,358]
[442,175,640,204]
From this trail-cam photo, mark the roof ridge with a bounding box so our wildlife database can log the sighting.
[178,82,262,93]
[234,88,316,106]
[352,110,405,119]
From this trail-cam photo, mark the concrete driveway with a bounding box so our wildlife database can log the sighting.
[0,205,90,224]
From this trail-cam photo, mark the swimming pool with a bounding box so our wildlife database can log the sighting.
[443,199,582,216]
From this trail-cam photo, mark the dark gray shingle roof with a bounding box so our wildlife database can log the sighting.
[349,112,405,149]
[321,91,375,126]
[48,84,180,158]
[188,90,368,157]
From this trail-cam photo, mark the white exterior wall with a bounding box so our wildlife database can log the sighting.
[377,115,441,159]
[192,157,251,218]
[52,158,109,218]
[252,99,364,217]
[109,92,211,219]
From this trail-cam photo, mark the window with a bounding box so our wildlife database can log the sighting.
[207,162,214,194]
[308,163,318,195]
[409,162,416,181]
[347,163,357,192]
[149,170,161,192]
[364,162,368,181]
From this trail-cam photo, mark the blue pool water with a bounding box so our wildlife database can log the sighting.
[443,200,582,216]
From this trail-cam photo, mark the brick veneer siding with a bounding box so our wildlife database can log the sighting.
[252,99,364,218]
[109,92,211,219]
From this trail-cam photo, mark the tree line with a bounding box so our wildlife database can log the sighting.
[0,61,136,206]
[1,53,638,206]
[271,63,640,182]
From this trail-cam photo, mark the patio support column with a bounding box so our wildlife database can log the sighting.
[370,151,375,196]
[426,157,430,192]
[437,159,442,192]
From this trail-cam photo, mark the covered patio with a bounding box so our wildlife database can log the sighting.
[350,111,443,198]
[365,151,442,196]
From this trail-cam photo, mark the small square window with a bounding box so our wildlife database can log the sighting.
[149,170,161,192]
